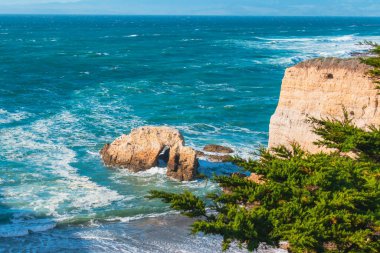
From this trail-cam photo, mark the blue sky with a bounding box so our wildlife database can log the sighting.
[0,0,379,16]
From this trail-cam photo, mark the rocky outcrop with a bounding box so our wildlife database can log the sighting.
[196,145,234,162]
[269,58,380,153]
[100,126,198,181]
[198,153,233,162]
[203,144,234,154]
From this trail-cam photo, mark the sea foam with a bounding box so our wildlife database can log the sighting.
[0,111,124,222]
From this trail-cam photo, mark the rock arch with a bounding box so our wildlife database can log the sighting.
[100,126,198,181]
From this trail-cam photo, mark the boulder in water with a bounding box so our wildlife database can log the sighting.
[100,126,198,181]
[197,144,234,162]
[203,144,234,154]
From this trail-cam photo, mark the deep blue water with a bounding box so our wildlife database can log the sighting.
[0,16,379,252]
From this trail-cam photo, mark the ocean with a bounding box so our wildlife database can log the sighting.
[0,16,379,252]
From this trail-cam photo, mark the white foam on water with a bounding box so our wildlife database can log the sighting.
[124,34,138,38]
[0,109,33,124]
[66,218,283,253]
[328,34,355,42]
[95,52,110,56]
[109,166,168,183]
[71,83,145,139]
[136,166,167,176]
[105,211,178,223]
[181,38,203,42]
[0,111,124,221]
[265,55,310,66]
[253,34,356,43]
[227,35,380,67]
[174,122,266,160]
[86,150,101,157]
[176,124,222,136]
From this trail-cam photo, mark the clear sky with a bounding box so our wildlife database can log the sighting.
[0,0,379,16]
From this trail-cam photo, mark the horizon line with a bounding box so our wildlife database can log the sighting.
[0,14,380,18]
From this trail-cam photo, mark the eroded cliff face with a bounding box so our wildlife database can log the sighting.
[269,58,380,153]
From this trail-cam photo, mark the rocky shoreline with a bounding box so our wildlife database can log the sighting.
[100,126,239,181]
[100,56,379,183]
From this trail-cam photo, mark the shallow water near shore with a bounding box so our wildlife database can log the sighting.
[0,16,380,251]
[0,214,288,252]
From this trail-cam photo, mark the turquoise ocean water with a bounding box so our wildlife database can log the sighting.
[0,16,380,252]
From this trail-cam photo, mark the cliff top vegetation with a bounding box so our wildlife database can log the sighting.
[148,113,380,253]
[360,41,380,87]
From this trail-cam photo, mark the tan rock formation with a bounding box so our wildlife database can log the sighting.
[269,58,380,153]
[248,173,264,184]
[100,126,198,181]
[167,146,198,181]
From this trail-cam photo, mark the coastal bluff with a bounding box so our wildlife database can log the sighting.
[269,57,380,153]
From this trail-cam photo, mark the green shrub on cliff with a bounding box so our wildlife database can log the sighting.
[360,41,380,86]
[147,115,380,253]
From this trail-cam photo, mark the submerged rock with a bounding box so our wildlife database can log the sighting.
[201,153,233,163]
[196,144,234,162]
[100,126,198,181]
[203,144,234,154]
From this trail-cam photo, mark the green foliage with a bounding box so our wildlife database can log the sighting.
[308,110,380,163]
[147,117,380,252]
[360,41,380,83]
[147,190,206,218]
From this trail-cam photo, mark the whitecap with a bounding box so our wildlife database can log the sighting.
[136,166,167,176]
[106,211,178,223]
[230,35,380,67]
[0,109,32,124]
[328,34,355,42]
[181,38,203,42]
[175,123,222,136]
[111,167,167,180]
[124,34,138,38]
[96,52,109,56]
[252,36,315,42]
[0,111,124,218]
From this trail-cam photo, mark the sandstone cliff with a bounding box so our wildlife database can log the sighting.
[269,58,380,153]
